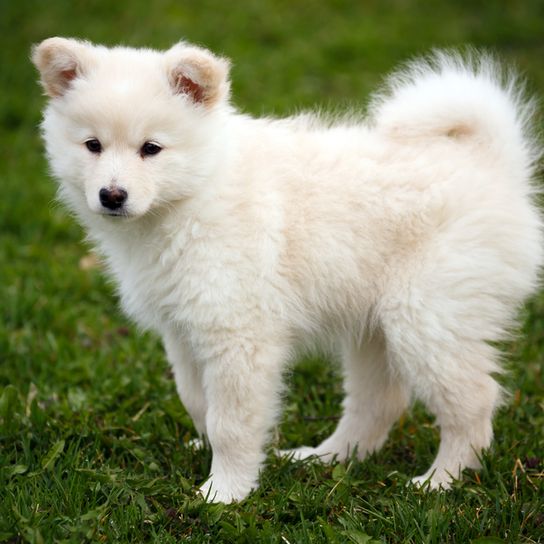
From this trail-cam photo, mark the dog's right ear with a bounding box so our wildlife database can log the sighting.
[32,37,93,98]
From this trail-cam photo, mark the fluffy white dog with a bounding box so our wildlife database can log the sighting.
[33,38,542,503]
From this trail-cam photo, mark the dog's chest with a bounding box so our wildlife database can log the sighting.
[103,218,236,333]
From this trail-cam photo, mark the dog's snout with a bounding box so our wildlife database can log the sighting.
[99,187,128,210]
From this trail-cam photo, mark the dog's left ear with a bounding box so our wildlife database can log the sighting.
[164,43,231,108]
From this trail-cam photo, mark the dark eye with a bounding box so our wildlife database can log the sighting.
[85,138,102,154]
[141,141,162,157]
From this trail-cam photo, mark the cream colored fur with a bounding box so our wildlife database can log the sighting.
[33,38,543,503]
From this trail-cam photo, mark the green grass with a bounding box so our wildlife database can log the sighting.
[1,1,544,542]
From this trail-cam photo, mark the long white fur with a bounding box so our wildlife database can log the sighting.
[33,38,543,503]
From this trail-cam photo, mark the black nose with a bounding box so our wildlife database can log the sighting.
[99,187,128,210]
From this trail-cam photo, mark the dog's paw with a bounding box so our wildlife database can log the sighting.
[276,446,336,462]
[409,474,452,491]
[276,446,317,461]
[187,437,205,450]
[198,477,253,504]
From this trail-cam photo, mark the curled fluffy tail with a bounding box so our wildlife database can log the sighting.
[369,50,541,176]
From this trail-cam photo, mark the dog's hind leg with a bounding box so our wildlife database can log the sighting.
[381,292,502,490]
[280,332,409,462]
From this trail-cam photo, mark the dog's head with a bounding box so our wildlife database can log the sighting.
[32,38,231,219]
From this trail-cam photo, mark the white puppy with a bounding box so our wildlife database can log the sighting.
[33,38,542,503]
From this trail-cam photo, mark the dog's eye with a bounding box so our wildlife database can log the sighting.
[141,142,162,157]
[85,139,102,154]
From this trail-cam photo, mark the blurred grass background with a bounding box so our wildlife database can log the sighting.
[1,1,543,542]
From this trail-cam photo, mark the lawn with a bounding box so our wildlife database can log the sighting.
[1,1,543,542]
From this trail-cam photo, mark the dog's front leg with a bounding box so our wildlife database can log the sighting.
[198,338,286,503]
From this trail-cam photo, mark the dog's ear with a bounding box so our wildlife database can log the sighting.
[32,37,93,98]
[165,43,231,107]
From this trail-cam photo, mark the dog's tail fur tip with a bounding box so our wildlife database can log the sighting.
[369,50,542,173]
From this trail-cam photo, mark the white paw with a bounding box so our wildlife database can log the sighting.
[187,437,205,450]
[277,446,337,463]
[410,474,452,491]
[198,477,253,504]
[277,446,317,461]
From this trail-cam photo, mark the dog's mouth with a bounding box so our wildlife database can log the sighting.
[99,209,132,219]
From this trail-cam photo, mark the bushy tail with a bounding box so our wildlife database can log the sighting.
[369,50,541,177]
